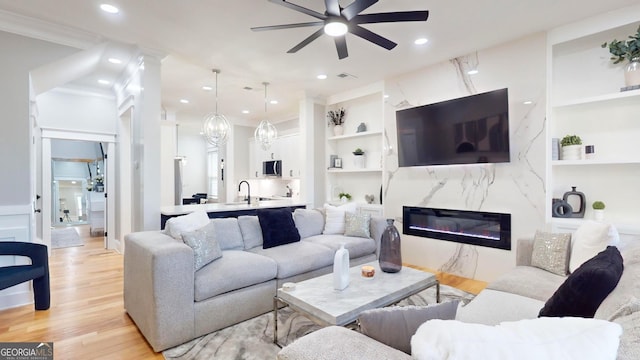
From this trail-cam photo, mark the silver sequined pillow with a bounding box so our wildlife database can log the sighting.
[344,212,371,238]
[531,230,572,276]
[182,225,223,271]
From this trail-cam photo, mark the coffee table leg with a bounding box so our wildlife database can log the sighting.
[273,297,279,345]
[436,281,440,303]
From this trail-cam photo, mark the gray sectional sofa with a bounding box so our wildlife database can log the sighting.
[278,234,640,359]
[123,208,386,352]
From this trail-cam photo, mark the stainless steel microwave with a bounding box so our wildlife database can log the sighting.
[263,160,282,176]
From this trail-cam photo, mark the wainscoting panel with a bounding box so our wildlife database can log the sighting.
[0,207,34,310]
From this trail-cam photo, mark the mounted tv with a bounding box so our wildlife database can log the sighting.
[396,88,510,167]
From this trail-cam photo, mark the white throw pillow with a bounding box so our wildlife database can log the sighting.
[322,203,358,235]
[164,211,210,241]
[569,221,620,273]
[411,317,622,360]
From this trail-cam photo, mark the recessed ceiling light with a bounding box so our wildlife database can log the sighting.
[270,100,278,105]
[414,38,428,45]
[108,57,122,64]
[202,86,213,91]
[98,79,110,85]
[383,94,390,99]
[71,181,77,184]
[317,74,328,80]
[467,69,479,75]
[180,99,189,104]
[242,110,250,114]
[100,4,119,14]
[523,100,533,105]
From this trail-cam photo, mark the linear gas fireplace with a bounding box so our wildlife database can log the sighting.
[402,207,511,250]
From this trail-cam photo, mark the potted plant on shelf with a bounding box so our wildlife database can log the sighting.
[601,25,640,88]
[352,148,365,168]
[338,192,351,203]
[327,108,346,136]
[592,201,606,221]
[560,134,582,160]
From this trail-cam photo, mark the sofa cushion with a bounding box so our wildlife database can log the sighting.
[194,250,277,301]
[595,243,640,320]
[210,218,244,250]
[412,317,622,360]
[293,208,324,239]
[164,211,210,241]
[531,230,571,276]
[344,212,371,238]
[487,266,566,302]
[237,215,263,250]
[540,246,624,318]
[322,203,357,235]
[249,241,334,278]
[569,221,619,273]
[612,310,640,360]
[358,300,459,354]
[456,289,544,325]
[258,208,301,249]
[303,234,376,259]
[182,225,222,271]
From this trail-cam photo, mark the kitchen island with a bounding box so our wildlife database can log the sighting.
[160,199,307,229]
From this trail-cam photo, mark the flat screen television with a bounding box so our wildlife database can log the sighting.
[396,88,510,167]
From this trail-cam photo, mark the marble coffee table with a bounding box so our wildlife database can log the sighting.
[273,261,439,345]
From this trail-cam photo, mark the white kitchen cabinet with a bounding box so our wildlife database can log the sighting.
[280,134,301,179]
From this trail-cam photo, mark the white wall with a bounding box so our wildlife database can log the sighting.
[383,32,547,282]
[36,89,117,134]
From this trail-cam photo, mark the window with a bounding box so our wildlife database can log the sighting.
[207,150,219,200]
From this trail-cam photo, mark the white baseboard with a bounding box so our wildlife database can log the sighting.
[0,289,33,310]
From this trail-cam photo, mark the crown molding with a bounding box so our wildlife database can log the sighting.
[0,9,102,49]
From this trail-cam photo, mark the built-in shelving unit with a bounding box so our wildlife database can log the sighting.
[546,7,640,236]
[325,82,384,211]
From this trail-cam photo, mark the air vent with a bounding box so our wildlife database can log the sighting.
[337,72,358,79]
[243,86,254,91]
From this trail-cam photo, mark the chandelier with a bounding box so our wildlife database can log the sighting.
[254,82,278,150]
[202,69,230,147]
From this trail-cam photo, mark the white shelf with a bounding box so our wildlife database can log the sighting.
[552,159,640,166]
[551,217,640,235]
[327,168,382,173]
[327,131,382,141]
[553,88,640,108]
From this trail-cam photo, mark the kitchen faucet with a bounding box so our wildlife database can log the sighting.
[238,180,251,205]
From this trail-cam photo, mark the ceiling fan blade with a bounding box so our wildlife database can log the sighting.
[325,0,340,16]
[268,0,327,20]
[342,0,379,21]
[251,21,324,32]
[287,28,325,53]
[353,11,429,24]
[334,36,348,59]
[350,25,397,50]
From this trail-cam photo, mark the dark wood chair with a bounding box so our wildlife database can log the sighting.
[0,242,50,310]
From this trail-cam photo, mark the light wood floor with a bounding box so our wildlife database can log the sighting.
[0,226,486,359]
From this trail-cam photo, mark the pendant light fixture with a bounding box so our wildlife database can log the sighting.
[202,69,230,147]
[254,82,277,150]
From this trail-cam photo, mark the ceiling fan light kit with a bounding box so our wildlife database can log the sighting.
[251,0,429,59]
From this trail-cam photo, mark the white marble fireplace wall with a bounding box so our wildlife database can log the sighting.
[383,33,547,282]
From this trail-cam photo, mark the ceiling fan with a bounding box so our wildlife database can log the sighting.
[251,0,429,59]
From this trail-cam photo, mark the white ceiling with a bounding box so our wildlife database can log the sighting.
[0,0,637,123]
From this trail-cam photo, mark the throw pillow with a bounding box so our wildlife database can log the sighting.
[210,218,244,250]
[531,230,572,276]
[612,311,640,360]
[293,208,325,239]
[163,211,210,241]
[258,208,301,249]
[344,212,371,238]
[322,202,358,235]
[539,246,624,318]
[237,215,263,250]
[569,221,620,273]
[411,317,622,360]
[181,225,222,271]
[358,300,459,354]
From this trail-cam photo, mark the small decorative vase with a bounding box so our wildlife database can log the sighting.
[561,145,582,160]
[379,219,402,273]
[333,124,344,136]
[353,154,366,168]
[563,186,586,218]
[333,244,349,290]
[625,57,640,87]
[594,209,605,222]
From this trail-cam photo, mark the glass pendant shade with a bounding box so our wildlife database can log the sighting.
[254,119,277,150]
[202,69,230,147]
[203,112,230,146]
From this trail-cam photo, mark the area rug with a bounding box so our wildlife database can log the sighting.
[51,227,83,249]
[163,285,475,360]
